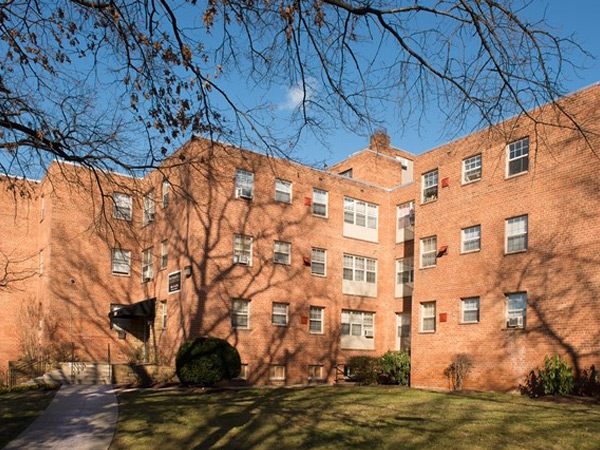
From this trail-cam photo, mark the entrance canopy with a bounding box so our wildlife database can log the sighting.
[108,298,156,320]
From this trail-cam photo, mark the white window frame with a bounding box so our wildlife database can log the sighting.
[112,249,131,275]
[160,300,167,329]
[40,196,45,221]
[160,240,168,269]
[309,306,324,334]
[341,310,374,338]
[396,257,414,286]
[343,254,377,284]
[396,201,415,231]
[312,188,328,217]
[422,169,438,203]
[308,365,324,381]
[420,236,437,268]
[272,302,289,326]
[39,249,44,275]
[310,248,327,276]
[273,241,291,265]
[421,302,436,333]
[235,364,248,380]
[506,293,527,328]
[142,247,153,282]
[162,179,170,208]
[461,225,481,253]
[112,192,132,221]
[233,234,253,266]
[506,137,530,178]
[461,297,480,324]
[462,154,482,183]
[505,215,528,254]
[235,169,254,199]
[344,197,378,230]
[143,190,155,226]
[231,299,250,329]
[269,365,286,381]
[275,179,292,203]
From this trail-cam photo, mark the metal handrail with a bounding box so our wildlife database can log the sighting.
[8,359,52,388]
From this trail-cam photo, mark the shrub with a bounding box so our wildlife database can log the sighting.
[346,356,379,385]
[537,355,574,396]
[443,354,473,391]
[175,337,241,386]
[576,365,600,397]
[378,351,410,385]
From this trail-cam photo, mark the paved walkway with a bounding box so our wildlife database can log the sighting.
[5,385,118,450]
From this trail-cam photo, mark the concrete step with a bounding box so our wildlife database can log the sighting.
[36,363,112,385]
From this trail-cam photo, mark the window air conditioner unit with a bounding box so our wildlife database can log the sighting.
[234,255,250,265]
[507,317,523,328]
[236,188,253,199]
[364,329,374,338]
[148,212,155,221]
[143,277,152,283]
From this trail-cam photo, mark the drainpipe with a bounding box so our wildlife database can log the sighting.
[69,278,75,383]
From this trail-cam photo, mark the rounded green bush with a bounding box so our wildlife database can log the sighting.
[175,337,241,386]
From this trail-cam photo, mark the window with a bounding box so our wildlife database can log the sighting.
[506,293,527,328]
[339,168,353,178]
[160,240,168,269]
[112,193,132,220]
[168,270,181,294]
[507,137,529,177]
[312,188,328,217]
[160,300,167,329]
[275,179,292,203]
[142,248,153,281]
[162,180,170,208]
[273,241,291,265]
[461,297,480,323]
[233,234,253,265]
[341,310,374,338]
[308,365,323,380]
[462,225,481,253]
[236,364,248,380]
[343,254,377,284]
[396,258,414,285]
[397,201,415,231]
[39,250,44,275]
[272,303,289,326]
[462,154,482,183]
[310,248,327,276]
[506,215,528,253]
[231,299,250,329]
[143,190,155,226]
[309,306,324,333]
[421,302,436,332]
[344,198,378,229]
[420,236,437,268]
[269,365,286,381]
[235,169,254,199]
[40,196,45,221]
[422,169,438,203]
[112,249,131,275]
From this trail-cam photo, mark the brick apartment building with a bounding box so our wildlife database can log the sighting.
[1,84,600,391]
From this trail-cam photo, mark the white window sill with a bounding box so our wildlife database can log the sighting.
[504,249,528,256]
[505,171,529,180]
[312,214,328,219]
[167,289,181,295]
[460,321,479,325]
[311,273,327,278]
[461,178,482,186]
[309,332,324,335]
[272,323,289,327]
[419,330,436,334]
[419,265,437,270]
[112,272,131,277]
[460,249,481,255]
[421,199,438,206]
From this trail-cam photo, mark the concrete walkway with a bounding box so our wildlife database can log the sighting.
[5,385,118,450]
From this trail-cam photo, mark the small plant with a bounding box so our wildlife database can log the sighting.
[537,355,574,396]
[346,356,380,385]
[175,337,241,386]
[443,354,473,391]
[378,351,410,385]
[576,365,600,397]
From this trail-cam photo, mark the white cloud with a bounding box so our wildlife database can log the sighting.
[281,79,316,110]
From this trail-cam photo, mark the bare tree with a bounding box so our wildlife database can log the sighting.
[0,0,592,180]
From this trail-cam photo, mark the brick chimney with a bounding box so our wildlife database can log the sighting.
[370,129,391,152]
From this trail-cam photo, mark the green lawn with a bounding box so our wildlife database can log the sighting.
[0,387,57,448]
[112,386,600,449]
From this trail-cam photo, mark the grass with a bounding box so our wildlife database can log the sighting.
[112,386,600,449]
[0,386,57,448]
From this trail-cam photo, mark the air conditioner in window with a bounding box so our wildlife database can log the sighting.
[364,329,374,338]
[507,317,523,328]
[236,187,253,199]
[143,276,152,283]
[234,254,250,265]
[147,212,155,222]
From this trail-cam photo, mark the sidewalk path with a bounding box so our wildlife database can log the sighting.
[5,384,118,450]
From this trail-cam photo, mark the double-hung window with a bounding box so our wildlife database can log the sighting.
[461,297,480,323]
[312,189,328,217]
[506,293,526,328]
[142,248,153,281]
[505,215,528,253]
[273,241,291,265]
[112,249,131,275]
[421,302,436,332]
[341,310,374,338]
[310,248,327,276]
[233,234,253,265]
[396,258,414,285]
[39,250,44,275]
[308,365,323,380]
[235,169,254,199]
[309,306,324,333]
[344,198,378,229]
[462,225,481,253]
[160,300,167,329]
[232,299,250,329]
[397,202,415,231]
[269,365,286,381]
[143,191,155,226]
[272,303,289,326]
[507,137,529,177]
[420,236,437,268]
[160,240,168,269]
[162,180,170,208]
[343,254,377,284]
[422,169,438,203]
[463,154,482,183]
[113,193,132,221]
[275,179,292,203]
